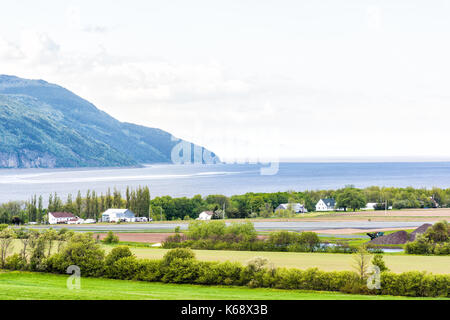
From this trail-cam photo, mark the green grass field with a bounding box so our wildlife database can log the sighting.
[122,247,450,274]
[0,271,444,300]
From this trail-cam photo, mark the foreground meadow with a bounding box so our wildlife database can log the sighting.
[0,271,444,300]
[121,247,450,274]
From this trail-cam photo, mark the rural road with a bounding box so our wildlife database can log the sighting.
[28,221,432,232]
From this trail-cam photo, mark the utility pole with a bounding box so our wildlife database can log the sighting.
[160,207,163,221]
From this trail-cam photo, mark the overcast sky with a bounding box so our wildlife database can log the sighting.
[1,1,450,162]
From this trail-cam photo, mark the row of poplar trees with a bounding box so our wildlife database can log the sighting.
[26,186,150,222]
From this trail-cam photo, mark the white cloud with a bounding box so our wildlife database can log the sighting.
[0,37,23,60]
[1,0,450,161]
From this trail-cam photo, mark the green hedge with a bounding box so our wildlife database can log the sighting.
[4,241,449,298]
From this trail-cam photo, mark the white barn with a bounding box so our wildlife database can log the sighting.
[275,203,308,214]
[315,199,336,211]
[197,211,214,220]
[362,203,378,211]
[101,209,136,223]
[48,212,77,225]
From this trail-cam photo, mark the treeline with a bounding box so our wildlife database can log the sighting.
[0,186,150,224]
[1,185,450,224]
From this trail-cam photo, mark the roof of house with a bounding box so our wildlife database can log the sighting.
[102,209,132,215]
[277,203,304,209]
[49,212,75,218]
[200,211,214,215]
[275,203,306,213]
[320,199,336,207]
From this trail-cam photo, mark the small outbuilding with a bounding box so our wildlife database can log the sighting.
[275,203,308,214]
[197,211,214,220]
[101,209,136,223]
[362,203,378,211]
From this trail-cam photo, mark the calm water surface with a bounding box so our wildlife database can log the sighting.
[0,162,449,203]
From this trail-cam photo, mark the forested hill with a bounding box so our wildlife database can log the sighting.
[0,75,218,168]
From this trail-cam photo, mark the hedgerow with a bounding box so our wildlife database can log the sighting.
[1,226,448,298]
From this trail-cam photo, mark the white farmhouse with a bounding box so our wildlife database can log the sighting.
[48,212,77,225]
[315,199,336,211]
[197,211,214,220]
[362,203,378,211]
[101,209,136,223]
[275,203,308,213]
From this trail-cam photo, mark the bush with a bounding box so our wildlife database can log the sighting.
[268,231,300,247]
[110,256,140,280]
[297,232,321,251]
[196,261,244,286]
[380,271,449,297]
[103,231,119,244]
[434,242,450,255]
[47,233,105,277]
[424,221,449,243]
[161,258,201,283]
[5,253,27,270]
[134,259,163,282]
[405,235,434,254]
[372,254,389,272]
[162,248,195,265]
[105,246,134,277]
[105,246,133,266]
[240,257,275,288]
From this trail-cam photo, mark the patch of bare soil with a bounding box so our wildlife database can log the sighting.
[368,230,411,245]
[410,223,432,241]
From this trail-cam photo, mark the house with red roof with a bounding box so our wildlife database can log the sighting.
[48,212,77,225]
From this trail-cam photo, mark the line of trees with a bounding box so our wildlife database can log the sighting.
[0,186,150,224]
[0,185,449,224]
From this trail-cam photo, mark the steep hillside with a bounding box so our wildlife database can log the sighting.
[0,75,218,168]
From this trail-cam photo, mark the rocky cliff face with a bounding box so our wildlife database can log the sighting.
[0,150,57,168]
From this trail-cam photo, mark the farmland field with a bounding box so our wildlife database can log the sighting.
[121,247,450,274]
[0,271,445,300]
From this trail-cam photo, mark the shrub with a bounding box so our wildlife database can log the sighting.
[5,253,27,270]
[47,233,105,277]
[105,246,133,266]
[161,258,201,283]
[196,261,244,286]
[29,234,47,271]
[240,257,275,288]
[434,242,450,255]
[134,259,163,282]
[103,231,119,244]
[162,248,195,266]
[297,232,321,251]
[105,246,134,277]
[424,220,449,243]
[340,280,372,295]
[268,231,300,247]
[372,254,389,272]
[405,235,434,254]
[110,256,140,280]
